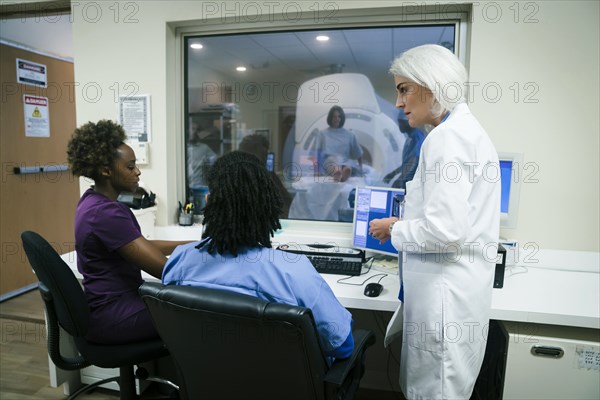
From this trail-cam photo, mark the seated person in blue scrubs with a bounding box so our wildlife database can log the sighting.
[162,151,354,360]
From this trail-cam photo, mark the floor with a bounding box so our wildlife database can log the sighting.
[0,289,404,399]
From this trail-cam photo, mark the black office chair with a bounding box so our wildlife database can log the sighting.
[139,281,376,400]
[21,231,170,400]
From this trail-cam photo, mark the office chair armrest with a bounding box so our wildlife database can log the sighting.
[324,329,375,386]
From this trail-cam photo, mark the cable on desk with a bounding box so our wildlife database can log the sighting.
[505,265,528,277]
[336,257,388,286]
[362,256,375,275]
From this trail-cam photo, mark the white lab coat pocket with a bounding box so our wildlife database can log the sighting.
[403,270,444,354]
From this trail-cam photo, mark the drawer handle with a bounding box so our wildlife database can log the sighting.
[530,345,564,358]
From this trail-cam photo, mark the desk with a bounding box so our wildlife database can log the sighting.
[56,225,600,396]
[59,225,403,313]
[60,225,600,328]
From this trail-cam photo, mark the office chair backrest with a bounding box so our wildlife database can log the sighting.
[21,231,90,338]
[140,282,330,400]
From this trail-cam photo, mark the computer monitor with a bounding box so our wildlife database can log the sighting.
[266,152,274,172]
[498,152,523,229]
[352,186,406,256]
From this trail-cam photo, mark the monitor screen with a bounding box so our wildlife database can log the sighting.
[352,155,520,255]
[352,186,405,256]
[498,152,522,229]
[266,152,274,172]
[499,160,513,214]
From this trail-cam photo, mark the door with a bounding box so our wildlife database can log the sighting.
[0,43,80,297]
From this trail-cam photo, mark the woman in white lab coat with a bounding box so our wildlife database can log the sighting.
[369,44,501,399]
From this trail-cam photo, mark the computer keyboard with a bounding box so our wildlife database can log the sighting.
[276,244,365,276]
[305,255,363,276]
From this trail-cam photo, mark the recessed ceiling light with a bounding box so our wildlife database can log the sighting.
[190,43,203,49]
[316,35,329,42]
[236,66,247,72]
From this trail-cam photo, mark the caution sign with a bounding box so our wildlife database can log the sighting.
[23,95,50,137]
[17,58,47,87]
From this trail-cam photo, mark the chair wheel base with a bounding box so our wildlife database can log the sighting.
[67,376,119,400]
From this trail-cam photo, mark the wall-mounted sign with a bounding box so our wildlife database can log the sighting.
[16,58,47,87]
[23,95,50,137]
[118,95,151,143]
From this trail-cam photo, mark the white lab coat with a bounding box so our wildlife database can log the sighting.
[386,103,501,400]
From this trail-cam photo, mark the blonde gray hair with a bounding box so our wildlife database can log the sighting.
[390,44,468,117]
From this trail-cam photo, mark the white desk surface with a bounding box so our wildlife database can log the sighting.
[61,225,600,330]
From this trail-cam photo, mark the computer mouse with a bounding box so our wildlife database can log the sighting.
[364,282,383,297]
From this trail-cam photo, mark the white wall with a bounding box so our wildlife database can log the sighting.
[468,1,600,252]
[67,0,599,251]
[0,12,73,59]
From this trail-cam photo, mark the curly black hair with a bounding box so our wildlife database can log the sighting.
[66,120,126,180]
[198,151,282,256]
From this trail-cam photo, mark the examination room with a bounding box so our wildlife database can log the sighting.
[0,1,598,399]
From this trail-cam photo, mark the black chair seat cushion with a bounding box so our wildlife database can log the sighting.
[75,337,167,369]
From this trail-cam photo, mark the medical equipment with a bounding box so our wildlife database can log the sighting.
[352,186,406,256]
[292,73,406,182]
[498,152,523,229]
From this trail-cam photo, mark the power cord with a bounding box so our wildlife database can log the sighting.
[336,257,388,286]
[505,265,528,277]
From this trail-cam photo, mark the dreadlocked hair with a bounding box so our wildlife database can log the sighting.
[199,151,283,257]
[67,120,126,180]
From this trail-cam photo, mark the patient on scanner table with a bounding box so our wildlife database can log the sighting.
[311,106,363,182]
[286,73,410,222]
[288,107,396,222]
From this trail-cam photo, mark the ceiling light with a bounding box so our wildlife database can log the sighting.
[236,66,247,72]
[190,43,203,49]
[316,35,329,42]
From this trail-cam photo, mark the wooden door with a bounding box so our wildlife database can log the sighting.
[0,43,80,297]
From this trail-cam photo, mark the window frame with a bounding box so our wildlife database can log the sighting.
[173,4,470,236]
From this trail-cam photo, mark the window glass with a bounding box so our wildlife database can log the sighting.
[184,25,455,221]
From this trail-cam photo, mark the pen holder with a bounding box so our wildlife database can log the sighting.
[178,212,193,226]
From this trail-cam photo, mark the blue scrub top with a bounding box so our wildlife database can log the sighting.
[162,242,354,359]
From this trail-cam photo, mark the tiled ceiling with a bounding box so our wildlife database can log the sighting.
[187,25,455,83]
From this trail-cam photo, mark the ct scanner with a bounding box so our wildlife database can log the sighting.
[291,73,406,184]
[287,73,408,221]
